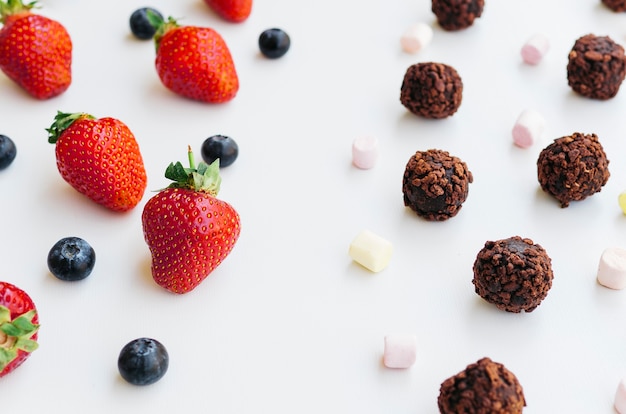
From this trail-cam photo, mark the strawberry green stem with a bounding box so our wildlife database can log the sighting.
[0,0,37,23]
[47,111,94,144]
[164,147,221,196]
[0,305,39,371]
[151,13,180,50]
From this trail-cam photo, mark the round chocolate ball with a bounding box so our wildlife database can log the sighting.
[537,132,610,208]
[438,357,526,414]
[400,62,463,119]
[432,0,484,31]
[602,0,626,12]
[473,236,553,313]
[402,149,473,221]
[567,34,626,100]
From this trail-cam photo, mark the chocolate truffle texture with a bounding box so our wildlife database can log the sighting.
[438,357,526,414]
[602,0,626,12]
[400,62,463,119]
[567,34,626,99]
[432,0,484,31]
[402,149,473,221]
[537,132,610,208]
[473,236,553,313]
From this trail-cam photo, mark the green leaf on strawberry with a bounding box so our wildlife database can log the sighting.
[164,147,221,195]
[0,306,39,371]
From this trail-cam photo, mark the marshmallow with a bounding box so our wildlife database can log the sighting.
[615,378,626,413]
[352,136,379,169]
[512,109,546,148]
[521,33,550,65]
[400,23,433,54]
[349,230,393,273]
[619,191,626,214]
[383,334,417,369]
[597,247,626,290]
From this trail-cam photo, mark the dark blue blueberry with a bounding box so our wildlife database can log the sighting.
[201,135,239,168]
[118,338,169,386]
[0,134,16,170]
[259,28,291,59]
[47,237,96,281]
[129,7,163,40]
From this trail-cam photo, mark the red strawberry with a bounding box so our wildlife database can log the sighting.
[142,148,241,294]
[152,15,239,103]
[0,0,72,99]
[0,281,39,378]
[47,111,148,212]
[203,0,252,23]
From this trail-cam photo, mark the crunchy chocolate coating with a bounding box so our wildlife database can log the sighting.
[432,0,485,31]
[400,62,463,119]
[438,357,526,414]
[473,236,553,313]
[567,34,626,99]
[602,0,626,12]
[402,149,473,221]
[537,132,610,208]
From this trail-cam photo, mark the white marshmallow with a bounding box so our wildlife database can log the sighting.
[352,136,379,169]
[349,230,393,273]
[597,247,626,290]
[615,378,626,413]
[618,190,626,214]
[383,334,417,369]
[521,33,550,65]
[400,23,433,54]
[512,109,546,148]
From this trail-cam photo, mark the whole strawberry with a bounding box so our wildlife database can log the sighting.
[47,111,147,212]
[142,148,241,294]
[0,281,39,378]
[151,15,239,103]
[204,0,252,23]
[0,0,72,99]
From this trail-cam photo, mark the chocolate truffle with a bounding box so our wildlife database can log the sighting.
[537,132,610,208]
[432,0,484,31]
[400,62,463,119]
[402,149,473,221]
[438,357,526,414]
[473,236,553,313]
[602,0,626,12]
[567,34,626,100]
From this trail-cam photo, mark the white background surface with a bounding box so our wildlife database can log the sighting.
[2,0,626,412]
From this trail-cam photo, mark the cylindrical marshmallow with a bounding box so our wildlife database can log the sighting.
[512,109,546,148]
[615,378,626,413]
[521,33,550,65]
[383,334,417,369]
[352,136,379,169]
[597,247,626,290]
[349,229,392,273]
[618,191,626,214]
[400,22,433,54]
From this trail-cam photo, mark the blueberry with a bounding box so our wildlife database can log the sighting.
[0,134,16,170]
[259,28,291,59]
[201,135,239,168]
[129,7,163,40]
[118,338,169,386]
[47,237,96,281]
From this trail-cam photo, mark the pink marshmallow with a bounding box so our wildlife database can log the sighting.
[521,33,550,65]
[512,109,545,148]
[400,23,433,54]
[352,136,379,169]
[383,334,417,369]
[597,247,626,290]
[615,378,626,413]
